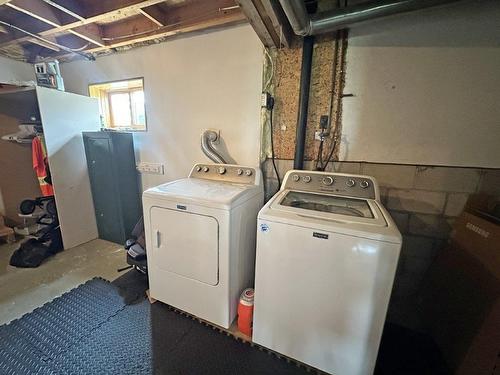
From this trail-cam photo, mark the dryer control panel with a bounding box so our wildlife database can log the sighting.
[282,170,378,200]
[189,163,260,185]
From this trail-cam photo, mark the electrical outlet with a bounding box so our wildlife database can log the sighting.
[261,92,274,110]
[261,92,269,107]
[315,115,330,140]
[137,162,164,175]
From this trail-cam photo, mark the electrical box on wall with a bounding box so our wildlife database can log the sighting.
[261,92,274,110]
[315,115,330,140]
[137,162,164,175]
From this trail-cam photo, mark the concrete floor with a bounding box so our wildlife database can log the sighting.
[0,238,127,325]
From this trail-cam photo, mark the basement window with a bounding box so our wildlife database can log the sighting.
[89,78,146,131]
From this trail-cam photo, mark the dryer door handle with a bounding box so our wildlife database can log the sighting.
[155,230,161,248]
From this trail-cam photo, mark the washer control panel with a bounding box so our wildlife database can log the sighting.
[282,170,377,200]
[190,163,258,185]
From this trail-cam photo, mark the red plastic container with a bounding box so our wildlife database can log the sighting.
[237,288,254,337]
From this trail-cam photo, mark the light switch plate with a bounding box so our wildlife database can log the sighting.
[137,162,164,175]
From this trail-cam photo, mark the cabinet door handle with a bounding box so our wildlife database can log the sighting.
[155,230,161,248]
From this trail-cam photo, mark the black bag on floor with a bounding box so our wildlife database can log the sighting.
[9,230,62,268]
[10,195,63,268]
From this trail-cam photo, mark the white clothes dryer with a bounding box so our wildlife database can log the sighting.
[253,170,402,375]
[143,163,263,328]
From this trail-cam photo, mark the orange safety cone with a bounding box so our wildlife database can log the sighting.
[237,288,254,337]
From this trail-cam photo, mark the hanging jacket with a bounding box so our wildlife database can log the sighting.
[32,136,54,196]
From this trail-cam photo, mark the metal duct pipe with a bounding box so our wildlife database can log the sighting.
[279,0,464,36]
[293,35,315,170]
[201,129,227,164]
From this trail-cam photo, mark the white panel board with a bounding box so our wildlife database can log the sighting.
[36,86,99,249]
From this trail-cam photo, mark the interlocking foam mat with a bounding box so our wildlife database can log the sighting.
[0,277,311,375]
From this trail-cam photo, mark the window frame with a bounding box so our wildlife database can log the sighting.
[88,77,147,132]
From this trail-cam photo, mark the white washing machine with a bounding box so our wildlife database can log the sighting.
[253,170,402,375]
[143,163,263,328]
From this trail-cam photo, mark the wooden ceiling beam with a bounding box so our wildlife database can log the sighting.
[1,0,248,61]
[138,5,166,27]
[88,1,246,52]
[39,0,167,37]
[0,0,165,48]
[42,0,85,21]
[69,24,105,47]
[0,32,58,54]
[100,0,243,46]
[102,15,159,40]
[0,31,26,48]
[234,0,277,47]
[29,35,59,51]
[0,13,53,49]
[4,0,105,47]
[6,0,62,27]
[235,0,293,48]
[260,0,293,47]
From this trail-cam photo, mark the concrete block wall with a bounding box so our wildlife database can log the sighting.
[261,159,500,323]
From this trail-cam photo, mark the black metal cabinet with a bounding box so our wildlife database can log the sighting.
[83,131,141,244]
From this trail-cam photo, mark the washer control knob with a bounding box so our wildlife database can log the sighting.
[292,174,300,182]
[195,166,202,172]
[346,179,356,187]
[360,180,370,189]
[202,166,209,172]
[217,167,226,175]
[303,175,311,183]
[236,168,243,176]
[322,176,334,186]
[245,169,253,176]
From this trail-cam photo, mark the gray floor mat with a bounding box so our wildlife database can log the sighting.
[0,277,311,375]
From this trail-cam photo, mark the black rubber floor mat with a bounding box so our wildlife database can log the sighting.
[0,278,127,375]
[0,277,311,375]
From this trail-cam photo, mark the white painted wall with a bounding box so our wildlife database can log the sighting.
[61,25,263,190]
[341,1,500,168]
[0,55,34,83]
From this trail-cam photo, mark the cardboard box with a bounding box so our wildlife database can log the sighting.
[419,194,500,375]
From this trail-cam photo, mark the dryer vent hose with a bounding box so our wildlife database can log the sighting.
[201,130,227,164]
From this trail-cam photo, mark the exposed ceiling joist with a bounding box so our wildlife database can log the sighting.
[6,0,62,27]
[0,16,51,48]
[28,35,59,51]
[235,0,292,48]
[42,0,85,21]
[0,0,247,62]
[94,1,245,51]
[260,0,292,47]
[5,0,104,47]
[40,0,167,36]
[235,0,275,47]
[0,0,167,48]
[69,24,104,47]
[138,5,166,27]
[102,15,159,41]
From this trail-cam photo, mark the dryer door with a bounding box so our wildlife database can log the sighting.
[150,207,219,286]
